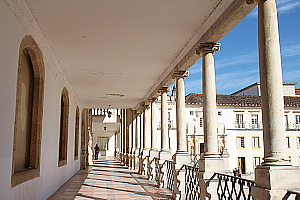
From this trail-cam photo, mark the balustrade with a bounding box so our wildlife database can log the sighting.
[117,155,265,199]
[282,190,300,200]
[184,165,201,199]
[190,154,203,168]
[147,157,154,180]
[215,173,255,200]
[163,160,175,192]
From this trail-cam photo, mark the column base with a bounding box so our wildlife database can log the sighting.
[159,150,172,162]
[149,149,159,160]
[255,165,300,190]
[199,157,225,178]
[203,152,221,158]
[261,156,292,166]
[172,152,190,168]
[198,157,226,200]
[252,165,300,199]
[142,148,150,159]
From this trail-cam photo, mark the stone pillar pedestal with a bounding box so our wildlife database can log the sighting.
[159,150,172,162]
[199,158,225,200]
[149,150,159,160]
[252,166,300,199]
[172,153,190,169]
[141,148,150,175]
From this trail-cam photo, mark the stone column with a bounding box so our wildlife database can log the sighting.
[150,99,158,159]
[159,87,171,161]
[248,0,300,199]
[134,112,141,169]
[142,104,151,157]
[200,42,221,158]
[173,71,189,166]
[128,109,135,167]
[121,109,126,164]
[138,111,144,173]
[125,109,130,166]
[198,43,225,200]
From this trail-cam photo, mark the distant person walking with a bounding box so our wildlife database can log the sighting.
[94,144,100,160]
[233,168,242,177]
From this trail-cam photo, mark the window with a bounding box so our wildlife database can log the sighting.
[81,109,87,169]
[12,35,45,187]
[296,116,300,129]
[251,115,258,129]
[297,137,300,149]
[218,111,222,116]
[253,157,261,168]
[285,115,289,129]
[286,136,290,148]
[190,111,194,115]
[236,114,244,128]
[98,137,109,150]
[237,136,245,148]
[58,88,69,167]
[199,117,203,127]
[74,106,79,160]
[252,137,260,148]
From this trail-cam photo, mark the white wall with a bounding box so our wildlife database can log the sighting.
[0,1,82,199]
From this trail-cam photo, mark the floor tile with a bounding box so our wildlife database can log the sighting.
[48,156,173,200]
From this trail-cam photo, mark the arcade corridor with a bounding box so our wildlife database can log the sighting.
[48,157,173,200]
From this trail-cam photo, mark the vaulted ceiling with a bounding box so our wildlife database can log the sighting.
[25,0,255,110]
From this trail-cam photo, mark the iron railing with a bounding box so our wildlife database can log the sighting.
[164,160,175,192]
[282,190,300,200]
[147,157,154,180]
[215,173,255,200]
[184,165,201,200]
[154,158,161,183]
[190,154,203,168]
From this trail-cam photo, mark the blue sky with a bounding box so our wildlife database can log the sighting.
[185,0,300,95]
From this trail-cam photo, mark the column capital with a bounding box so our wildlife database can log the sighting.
[140,102,150,111]
[151,98,157,103]
[159,87,170,94]
[172,71,189,79]
[197,42,221,55]
[246,0,264,4]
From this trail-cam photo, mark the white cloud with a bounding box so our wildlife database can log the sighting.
[281,43,300,57]
[185,79,202,94]
[278,2,300,14]
[188,62,202,74]
[185,69,260,94]
[216,70,259,94]
[246,0,300,18]
[277,0,293,4]
[215,52,258,69]
[283,69,300,82]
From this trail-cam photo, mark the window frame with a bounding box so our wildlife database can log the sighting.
[237,136,245,149]
[252,136,260,149]
[253,157,261,168]
[11,35,45,187]
[235,114,244,128]
[286,136,291,149]
[58,87,69,167]
[74,106,80,160]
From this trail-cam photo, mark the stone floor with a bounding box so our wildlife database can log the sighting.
[48,156,173,200]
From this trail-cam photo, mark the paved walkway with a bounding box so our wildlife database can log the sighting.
[48,156,173,200]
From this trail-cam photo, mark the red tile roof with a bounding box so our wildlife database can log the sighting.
[185,93,300,107]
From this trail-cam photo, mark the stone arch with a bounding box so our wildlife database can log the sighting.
[74,106,80,160]
[58,87,69,167]
[12,35,45,187]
